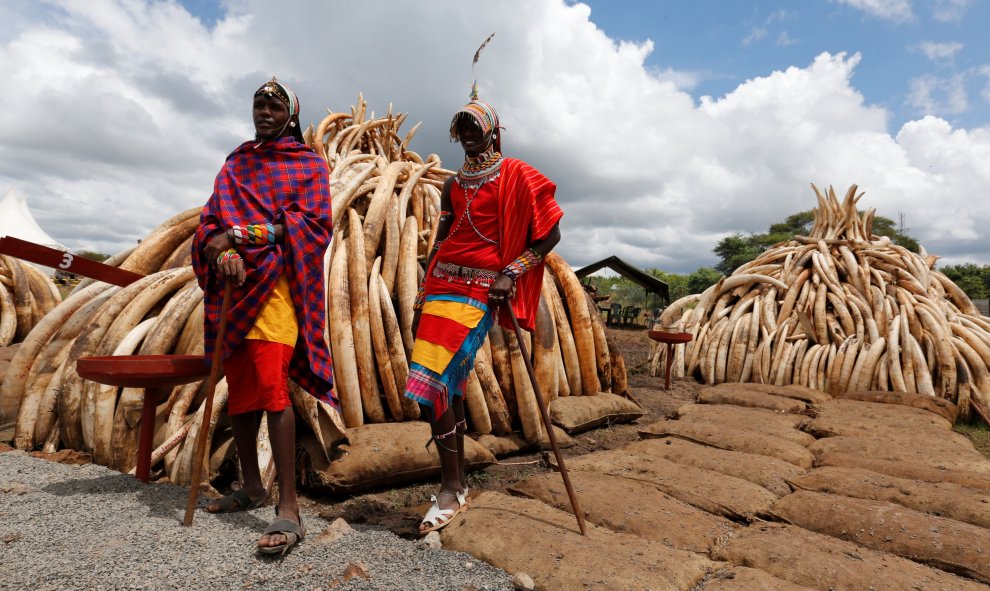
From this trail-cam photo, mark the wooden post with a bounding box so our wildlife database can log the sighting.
[505,304,587,536]
[183,281,232,527]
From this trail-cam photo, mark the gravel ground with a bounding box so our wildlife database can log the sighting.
[0,450,512,591]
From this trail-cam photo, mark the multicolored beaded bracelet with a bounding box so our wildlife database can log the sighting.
[230,223,275,245]
[502,248,542,281]
[217,249,241,265]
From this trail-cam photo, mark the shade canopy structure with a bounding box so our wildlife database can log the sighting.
[0,186,66,250]
[574,255,670,304]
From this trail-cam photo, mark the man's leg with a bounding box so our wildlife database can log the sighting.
[420,402,462,533]
[452,395,467,493]
[206,410,264,512]
[258,405,298,548]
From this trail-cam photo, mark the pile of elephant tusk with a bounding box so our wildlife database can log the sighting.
[0,255,62,349]
[0,95,625,486]
[651,184,990,424]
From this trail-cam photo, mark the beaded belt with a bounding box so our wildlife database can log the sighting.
[432,262,500,286]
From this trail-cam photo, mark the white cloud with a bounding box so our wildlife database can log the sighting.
[979,66,990,103]
[933,0,972,22]
[743,27,767,46]
[835,0,915,23]
[0,0,988,274]
[743,10,796,47]
[776,31,797,47]
[908,74,969,115]
[915,41,964,62]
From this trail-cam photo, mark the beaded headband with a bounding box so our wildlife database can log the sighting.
[449,100,500,142]
[254,76,299,117]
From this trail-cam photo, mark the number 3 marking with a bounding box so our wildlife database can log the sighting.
[59,252,74,270]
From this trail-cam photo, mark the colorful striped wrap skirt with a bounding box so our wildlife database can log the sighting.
[404,293,495,420]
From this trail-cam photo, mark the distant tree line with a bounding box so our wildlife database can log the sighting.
[939,263,990,301]
[582,209,990,312]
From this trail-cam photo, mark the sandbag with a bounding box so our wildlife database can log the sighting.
[621,438,804,497]
[473,427,575,458]
[639,420,815,469]
[440,492,714,591]
[699,567,815,591]
[833,389,957,423]
[509,470,736,553]
[548,392,644,434]
[804,399,953,440]
[304,422,495,494]
[816,452,990,492]
[712,382,831,404]
[809,435,990,475]
[711,522,986,591]
[788,466,990,529]
[564,447,777,520]
[698,386,808,413]
[675,404,815,447]
[772,490,990,584]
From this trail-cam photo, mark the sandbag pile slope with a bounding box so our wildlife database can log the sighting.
[499,384,990,590]
[651,185,990,422]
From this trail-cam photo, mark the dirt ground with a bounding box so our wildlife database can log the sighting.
[306,325,704,539]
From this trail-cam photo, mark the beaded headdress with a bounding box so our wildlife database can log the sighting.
[450,34,505,189]
[254,76,300,118]
[449,33,501,150]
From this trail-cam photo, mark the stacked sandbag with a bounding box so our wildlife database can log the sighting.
[1,94,627,489]
[650,185,990,422]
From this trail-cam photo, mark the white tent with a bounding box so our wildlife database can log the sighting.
[0,186,66,250]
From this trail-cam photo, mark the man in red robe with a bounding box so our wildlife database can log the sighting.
[406,97,563,534]
[192,77,333,554]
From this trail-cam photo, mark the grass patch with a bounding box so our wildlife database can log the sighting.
[955,421,990,460]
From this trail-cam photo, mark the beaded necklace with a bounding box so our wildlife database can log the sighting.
[456,149,503,190]
[442,150,501,246]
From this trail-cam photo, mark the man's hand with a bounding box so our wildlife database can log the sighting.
[205,231,234,266]
[218,254,246,286]
[488,274,515,307]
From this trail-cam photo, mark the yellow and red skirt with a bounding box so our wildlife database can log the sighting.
[225,275,298,416]
[404,266,495,420]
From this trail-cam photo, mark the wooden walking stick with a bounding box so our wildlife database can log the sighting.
[504,303,587,536]
[183,280,232,527]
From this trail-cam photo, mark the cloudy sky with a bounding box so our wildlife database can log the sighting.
[1,0,988,273]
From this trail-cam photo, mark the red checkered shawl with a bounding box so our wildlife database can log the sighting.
[192,137,335,407]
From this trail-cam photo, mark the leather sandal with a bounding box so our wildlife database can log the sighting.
[204,489,267,514]
[419,493,464,535]
[258,516,306,556]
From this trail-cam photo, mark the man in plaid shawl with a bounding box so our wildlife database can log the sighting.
[192,77,332,555]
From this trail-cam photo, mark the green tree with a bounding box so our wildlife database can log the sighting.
[648,269,689,303]
[940,263,990,300]
[871,217,919,253]
[713,210,920,274]
[713,234,764,276]
[687,267,723,294]
[76,250,110,262]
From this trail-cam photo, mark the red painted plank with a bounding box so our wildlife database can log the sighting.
[0,236,145,287]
